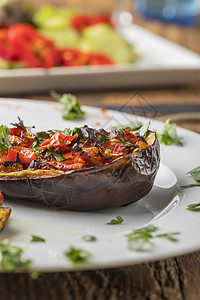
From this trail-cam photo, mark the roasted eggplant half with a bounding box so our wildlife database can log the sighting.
[0,122,160,211]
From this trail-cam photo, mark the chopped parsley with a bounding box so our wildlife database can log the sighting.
[59,94,85,121]
[157,119,183,146]
[82,235,97,242]
[187,203,200,211]
[0,239,37,278]
[11,117,28,133]
[0,125,11,151]
[30,235,46,243]
[106,215,124,225]
[125,224,180,251]
[45,148,64,162]
[113,121,143,131]
[64,246,91,264]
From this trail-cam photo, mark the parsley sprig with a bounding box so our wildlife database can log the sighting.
[59,94,85,121]
[125,224,180,251]
[106,216,124,225]
[157,119,183,146]
[181,166,200,189]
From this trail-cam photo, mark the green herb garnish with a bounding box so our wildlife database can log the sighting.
[82,235,97,242]
[187,203,200,211]
[0,239,34,275]
[45,148,64,162]
[0,125,11,151]
[125,224,180,251]
[113,121,143,131]
[64,246,91,264]
[59,94,85,121]
[155,232,180,242]
[30,235,46,243]
[11,117,28,133]
[181,166,200,189]
[157,119,183,146]
[106,215,124,225]
[138,121,151,138]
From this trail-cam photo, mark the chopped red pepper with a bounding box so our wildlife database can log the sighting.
[113,143,123,153]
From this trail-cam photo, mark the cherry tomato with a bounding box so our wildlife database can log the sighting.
[0,28,20,61]
[70,14,91,32]
[90,14,113,27]
[8,23,58,68]
[87,53,113,65]
[59,49,89,67]
[41,132,78,151]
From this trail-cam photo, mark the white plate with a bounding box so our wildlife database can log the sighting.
[0,97,200,272]
[0,24,200,95]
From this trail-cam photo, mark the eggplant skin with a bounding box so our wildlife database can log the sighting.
[0,132,160,211]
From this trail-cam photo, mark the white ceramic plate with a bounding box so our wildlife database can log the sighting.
[0,98,200,272]
[0,24,200,95]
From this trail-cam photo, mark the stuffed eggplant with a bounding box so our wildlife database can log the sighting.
[0,120,160,211]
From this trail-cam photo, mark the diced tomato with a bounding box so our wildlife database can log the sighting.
[71,13,113,33]
[0,28,20,61]
[41,132,78,151]
[63,152,74,160]
[0,190,3,202]
[59,48,89,67]
[70,14,91,32]
[9,128,23,137]
[7,23,58,68]
[90,14,113,27]
[87,53,113,65]
[7,147,37,165]
[113,143,123,153]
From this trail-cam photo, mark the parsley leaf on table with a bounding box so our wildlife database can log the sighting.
[187,203,200,211]
[181,166,200,189]
[30,235,46,243]
[106,216,124,225]
[82,235,97,242]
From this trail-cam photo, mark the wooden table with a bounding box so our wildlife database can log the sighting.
[1,3,200,300]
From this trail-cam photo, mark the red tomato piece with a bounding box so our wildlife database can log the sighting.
[41,132,78,151]
[90,14,113,27]
[7,147,37,165]
[0,190,3,202]
[8,23,58,68]
[59,48,89,67]
[87,53,113,65]
[70,14,91,32]
[0,28,20,61]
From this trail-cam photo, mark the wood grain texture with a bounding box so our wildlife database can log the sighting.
[1,1,200,299]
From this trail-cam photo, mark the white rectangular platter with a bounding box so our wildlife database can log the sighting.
[0,24,200,95]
